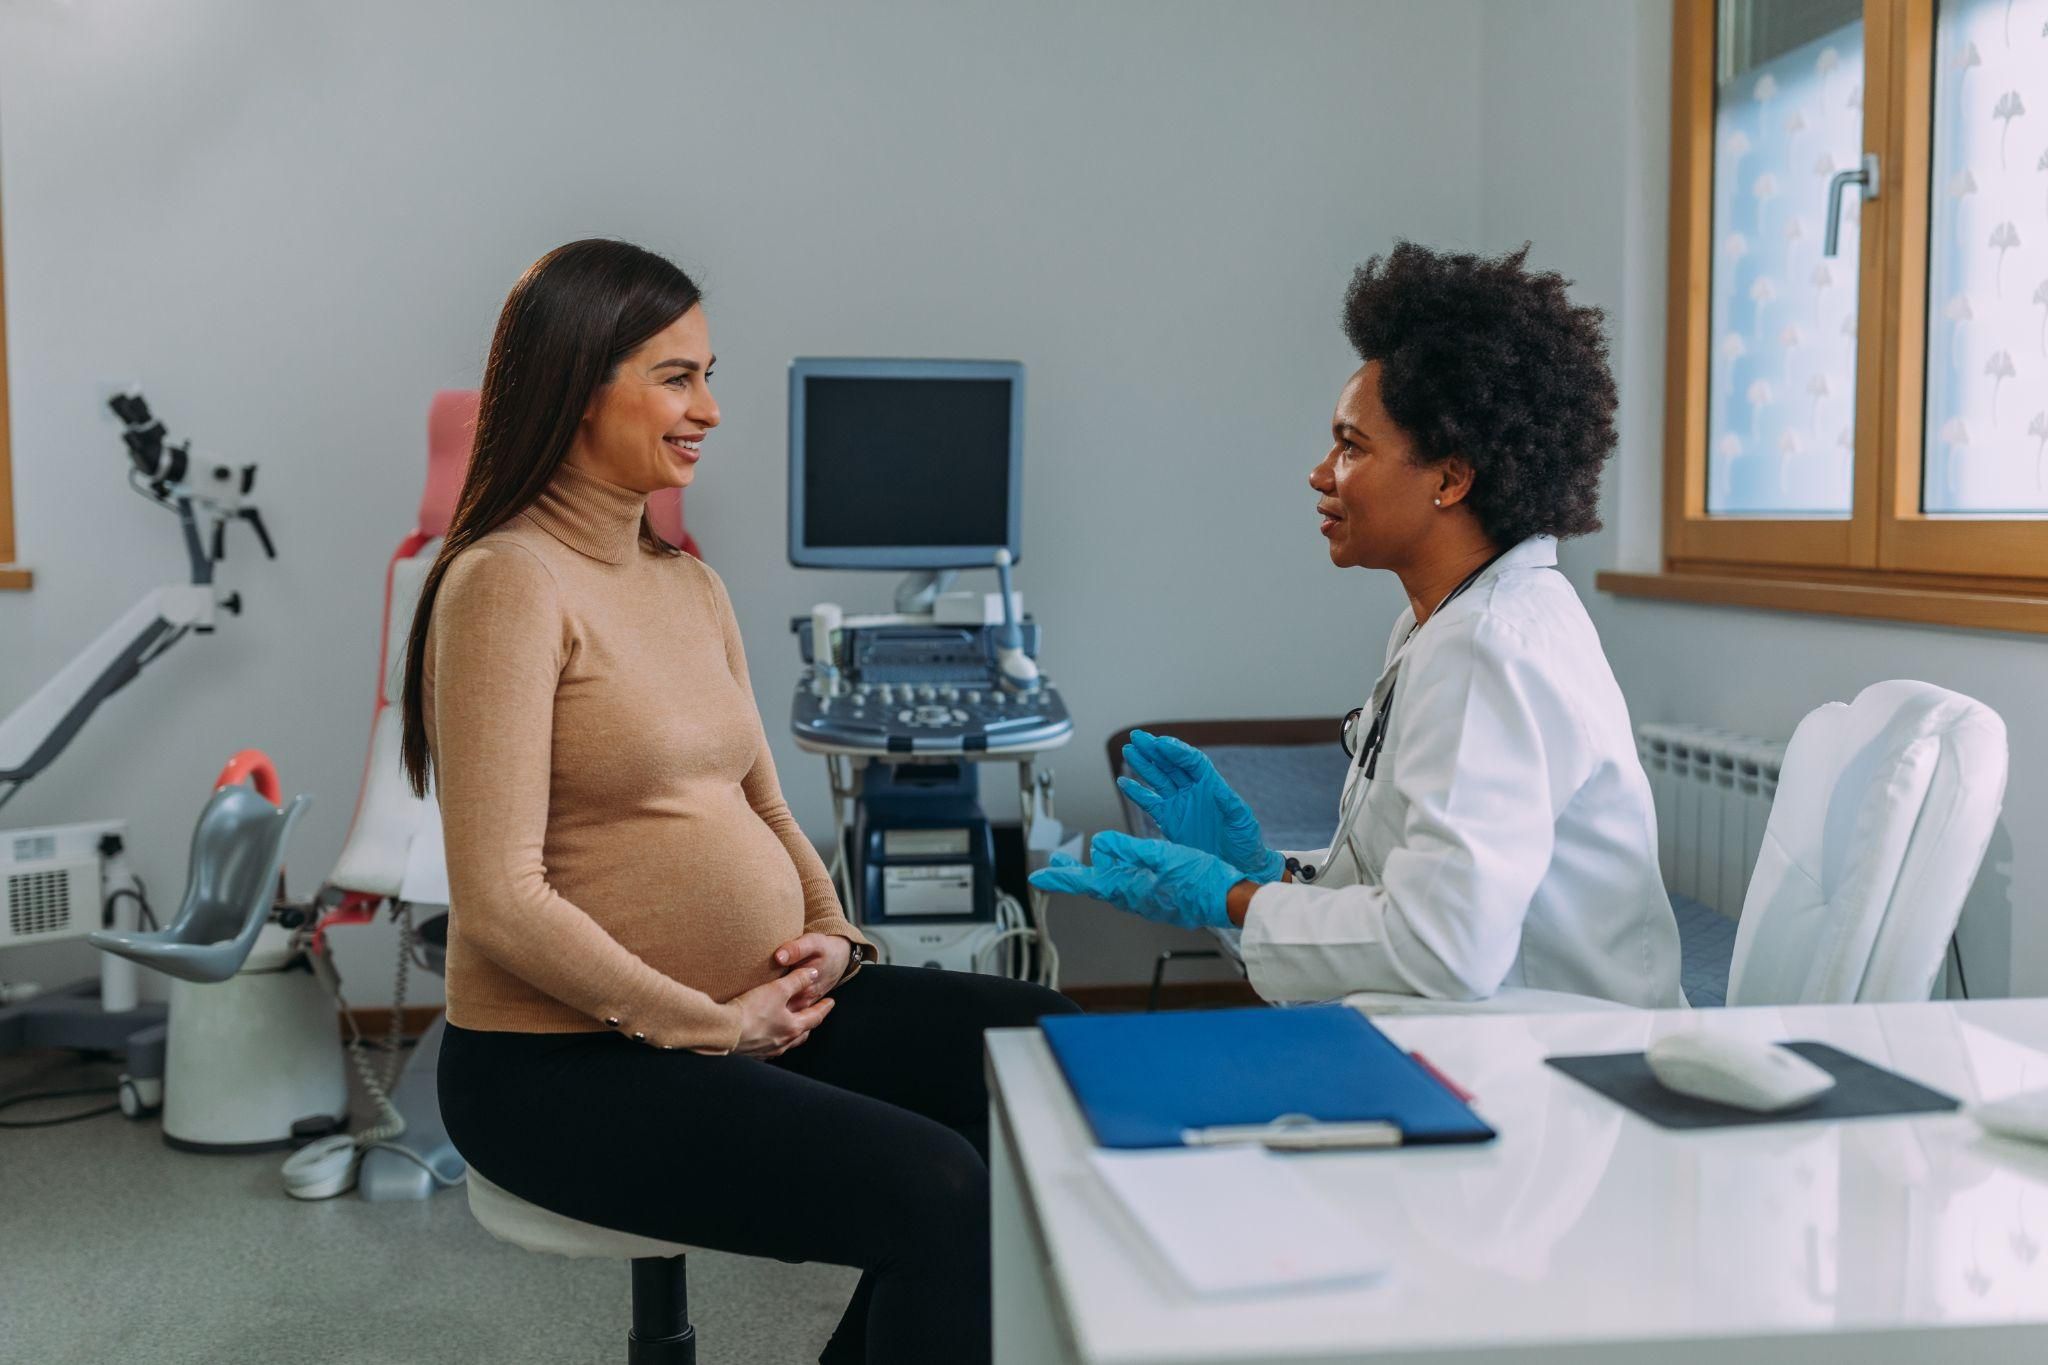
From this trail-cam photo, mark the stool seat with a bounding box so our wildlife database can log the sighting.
[466,1167,695,1260]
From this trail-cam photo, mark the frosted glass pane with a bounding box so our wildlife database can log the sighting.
[1922,0,2048,513]
[1706,8,1864,516]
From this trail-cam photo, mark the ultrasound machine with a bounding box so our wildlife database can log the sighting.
[787,358,1071,983]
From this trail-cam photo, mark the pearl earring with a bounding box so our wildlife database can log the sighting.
[1433,497,1442,507]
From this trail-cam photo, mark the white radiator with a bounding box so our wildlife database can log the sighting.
[1636,724,1788,921]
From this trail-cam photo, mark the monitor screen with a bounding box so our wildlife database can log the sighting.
[788,359,1023,569]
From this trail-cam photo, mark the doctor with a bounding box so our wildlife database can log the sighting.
[1034,241,1682,1008]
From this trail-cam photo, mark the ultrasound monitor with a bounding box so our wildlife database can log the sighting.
[788,358,1024,569]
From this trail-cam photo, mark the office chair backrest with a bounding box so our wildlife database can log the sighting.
[1107,718,1350,852]
[1725,681,2006,1006]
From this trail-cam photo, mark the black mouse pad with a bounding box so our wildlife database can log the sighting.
[1545,1042,1960,1130]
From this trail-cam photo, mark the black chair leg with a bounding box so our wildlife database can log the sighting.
[1148,949,1224,1011]
[628,1255,695,1364]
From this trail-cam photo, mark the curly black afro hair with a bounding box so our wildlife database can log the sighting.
[1341,241,1615,547]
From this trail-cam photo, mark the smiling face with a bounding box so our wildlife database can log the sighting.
[566,305,720,493]
[1309,361,1451,571]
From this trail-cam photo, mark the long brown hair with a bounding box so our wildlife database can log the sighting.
[400,239,702,797]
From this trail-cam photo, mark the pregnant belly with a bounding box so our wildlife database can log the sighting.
[548,803,813,1005]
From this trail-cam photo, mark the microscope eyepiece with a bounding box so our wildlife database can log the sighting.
[107,392,153,428]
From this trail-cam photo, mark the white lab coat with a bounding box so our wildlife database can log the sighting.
[1241,536,1683,1008]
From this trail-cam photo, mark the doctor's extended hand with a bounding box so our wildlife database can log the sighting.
[1118,730,1284,883]
[1028,830,1245,931]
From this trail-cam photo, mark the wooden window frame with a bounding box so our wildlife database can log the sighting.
[0,155,27,593]
[1598,0,2048,634]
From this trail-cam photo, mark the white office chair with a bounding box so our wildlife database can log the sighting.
[1725,680,2006,1006]
[466,1168,700,1362]
[1360,681,2006,1017]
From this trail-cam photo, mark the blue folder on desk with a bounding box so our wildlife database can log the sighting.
[1040,1005,1495,1150]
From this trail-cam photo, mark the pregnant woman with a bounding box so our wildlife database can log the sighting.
[405,237,1076,1363]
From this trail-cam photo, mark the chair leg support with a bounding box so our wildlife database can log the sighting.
[1148,949,1224,1011]
[628,1256,695,1365]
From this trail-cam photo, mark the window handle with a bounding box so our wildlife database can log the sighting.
[1823,153,1880,258]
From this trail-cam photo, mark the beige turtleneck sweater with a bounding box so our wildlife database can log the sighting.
[423,462,866,1052]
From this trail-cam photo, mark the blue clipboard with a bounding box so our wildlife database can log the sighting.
[1040,1004,1495,1150]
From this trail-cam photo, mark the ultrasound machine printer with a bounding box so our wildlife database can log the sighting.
[787,358,1071,983]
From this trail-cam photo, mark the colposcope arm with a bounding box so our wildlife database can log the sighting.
[0,586,217,797]
[0,394,275,809]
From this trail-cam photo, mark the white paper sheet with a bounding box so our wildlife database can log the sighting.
[1088,1146,1388,1297]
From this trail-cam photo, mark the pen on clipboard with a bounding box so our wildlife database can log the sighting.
[1180,1117,1404,1150]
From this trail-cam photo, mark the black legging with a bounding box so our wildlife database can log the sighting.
[439,964,1080,1363]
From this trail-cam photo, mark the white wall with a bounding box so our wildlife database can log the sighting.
[0,0,1485,999]
[1479,0,2040,997]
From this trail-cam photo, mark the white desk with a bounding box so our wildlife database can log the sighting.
[988,1000,2048,1364]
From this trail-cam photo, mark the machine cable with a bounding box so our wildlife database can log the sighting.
[0,1078,123,1129]
[284,901,464,1199]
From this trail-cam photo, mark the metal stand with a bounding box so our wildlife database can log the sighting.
[891,569,957,615]
[628,1256,696,1364]
[0,980,167,1108]
[352,909,466,1200]
[356,1011,466,1199]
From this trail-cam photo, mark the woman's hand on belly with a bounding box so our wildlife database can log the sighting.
[774,932,854,1009]
[697,971,837,1059]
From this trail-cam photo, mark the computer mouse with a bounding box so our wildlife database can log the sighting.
[1970,1087,2048,1146]
[1645,1033,1836,1113]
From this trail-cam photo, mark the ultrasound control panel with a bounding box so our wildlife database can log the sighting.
[789,620,1073,755]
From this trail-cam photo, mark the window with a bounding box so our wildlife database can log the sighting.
[1601,0,2048,633]
[1921,0,2045,515]
[1705,2,1865,520]
[0,161,22,592]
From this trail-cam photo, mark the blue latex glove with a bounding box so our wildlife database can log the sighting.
[1117,730,1285,883]
[1027,830,1244,930]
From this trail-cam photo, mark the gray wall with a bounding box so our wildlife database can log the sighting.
[0,0,1483,999]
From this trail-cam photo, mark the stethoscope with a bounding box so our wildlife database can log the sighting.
[1288,550,1508,884]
